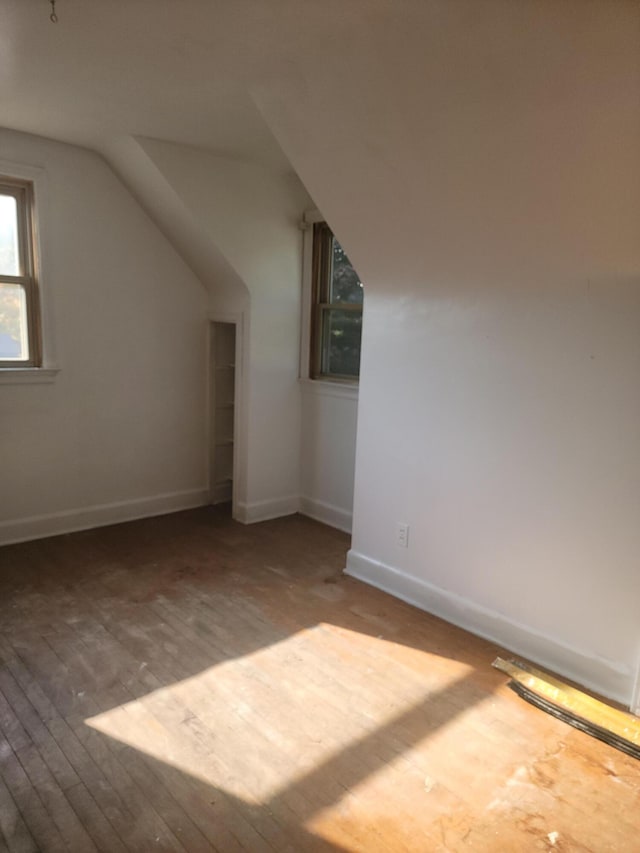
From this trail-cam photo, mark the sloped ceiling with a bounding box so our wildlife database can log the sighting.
[0,0,373,168]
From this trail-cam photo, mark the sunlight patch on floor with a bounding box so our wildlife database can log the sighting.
[84,624,473,806]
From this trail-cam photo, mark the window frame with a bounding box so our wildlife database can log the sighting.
[0,176,42,369]
[309,220,363,383]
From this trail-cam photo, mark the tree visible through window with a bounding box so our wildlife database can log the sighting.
[311,222,363,380]
[0,178,40,367]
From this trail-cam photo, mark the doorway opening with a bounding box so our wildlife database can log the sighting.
[209,321,236,507]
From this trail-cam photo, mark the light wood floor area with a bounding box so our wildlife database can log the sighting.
[0,508,637,852]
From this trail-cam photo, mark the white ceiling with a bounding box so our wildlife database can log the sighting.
[1,0,361,168]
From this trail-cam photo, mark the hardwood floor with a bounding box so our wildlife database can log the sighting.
[0,507,637,852]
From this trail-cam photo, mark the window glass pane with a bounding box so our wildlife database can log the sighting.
[0,283,28,360]
[0,195,20,276]
[321,308,362,377]
[330,239,363,305]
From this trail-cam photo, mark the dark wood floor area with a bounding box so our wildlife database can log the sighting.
[0,507,637,852]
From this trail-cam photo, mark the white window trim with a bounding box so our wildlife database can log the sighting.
[299,376,358,400]
[0,159,58,383]
[0,368,59,385]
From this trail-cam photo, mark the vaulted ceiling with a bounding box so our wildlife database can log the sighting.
[1,0,375,169]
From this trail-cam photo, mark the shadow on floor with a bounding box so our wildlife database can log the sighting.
[0,506,506,850]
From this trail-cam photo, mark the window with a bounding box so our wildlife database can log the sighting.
[310,222,363,381]
[0,177,41,367]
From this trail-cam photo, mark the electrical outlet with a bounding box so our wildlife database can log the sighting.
[396,522,409,548]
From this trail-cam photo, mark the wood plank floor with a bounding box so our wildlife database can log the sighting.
[0,507,637,852]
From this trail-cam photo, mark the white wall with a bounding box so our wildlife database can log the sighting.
[0,129,209,544]
[132,139,311,521]
[300,382,358,533]
[254,0,640,704]
[0,128,357,542]
[112,136,360,528]
[104,136,249,316]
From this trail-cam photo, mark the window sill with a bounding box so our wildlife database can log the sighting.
[0,368,60,385]
[299,377,359,400]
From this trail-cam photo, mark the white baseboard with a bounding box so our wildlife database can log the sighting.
[234,495,299,525]
[0,488,209,547]
[345,549,632,707]
[299,496,352,533]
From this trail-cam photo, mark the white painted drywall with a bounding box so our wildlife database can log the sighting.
[104,136,249,316]
[132,139,311,518]
[254,0,640,703]
[0,128,208,543]
[104,138,359,530]
[300,382,358,533]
